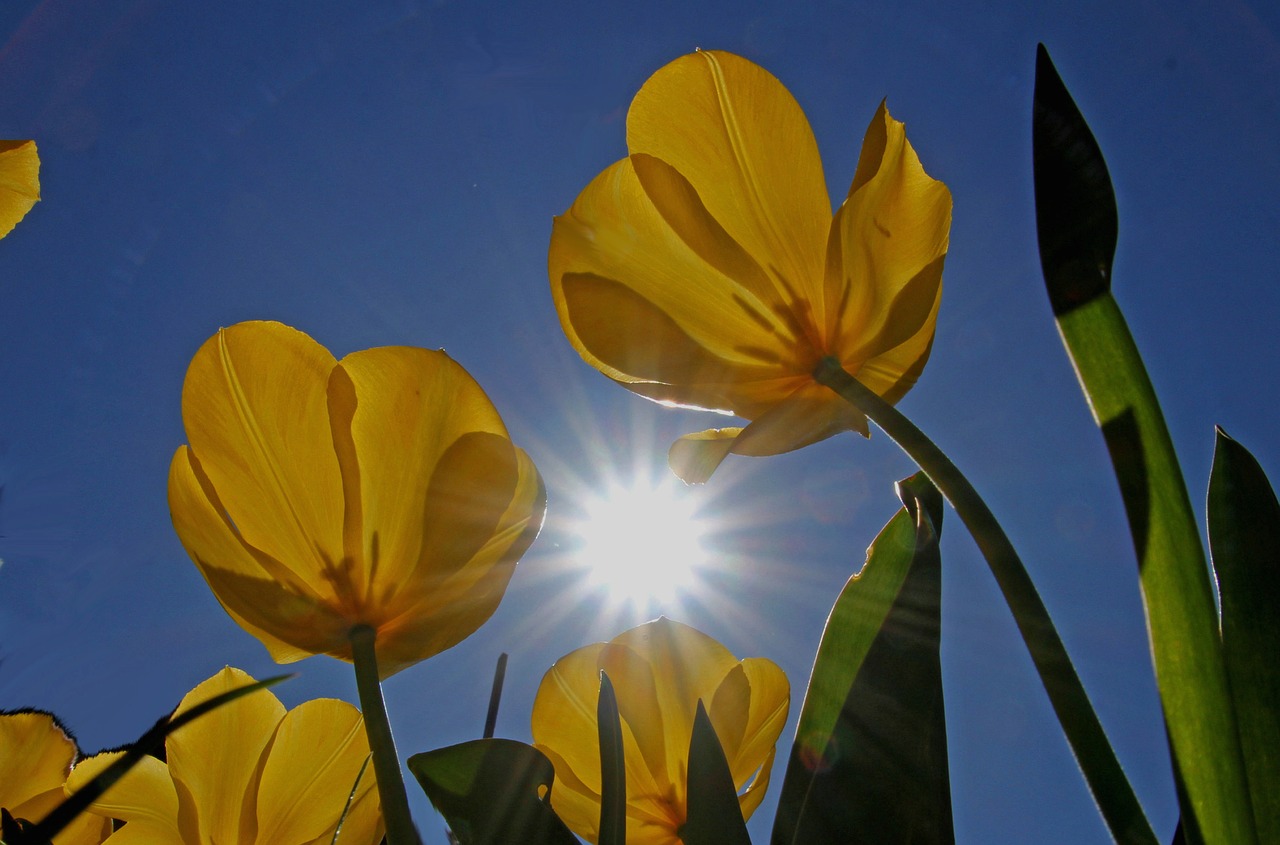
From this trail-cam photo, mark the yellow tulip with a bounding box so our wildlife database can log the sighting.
[549,51,952,482]
[531,618,789,845]
[0,710,110,845]
[168,321,546,678]
[67,667,383,844]
[0,140,40,238]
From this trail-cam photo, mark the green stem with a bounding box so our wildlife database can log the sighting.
[350,624,420,845]
[813,357,1156,845]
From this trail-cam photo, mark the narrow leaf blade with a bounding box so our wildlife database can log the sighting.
[407,739,578,845]
[683,701,752,845]
[1033,44,1252,845]
[771,473,951,845]
[1208,429,1280,841]
[597,672,627,845]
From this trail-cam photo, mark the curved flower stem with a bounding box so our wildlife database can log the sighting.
[350,624,420,845]
[813,357,1156,845]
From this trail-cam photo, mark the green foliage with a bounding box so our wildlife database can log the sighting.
[771,473,951,845]
[597,672,627,845]
[1208,430,1280,842]
[407,739,578,845]
[1034,43,1255,845]
[682,702,752,845]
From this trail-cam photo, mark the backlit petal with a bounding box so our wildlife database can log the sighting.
[627,52,831,323]
[166,667,285,845]
[668,428,743,485]
[254,699,381,845]
[731,658,790,784]
[180,321,346,598]
[0,140,39,238]
[825,103,951,364]
[550,158,803,400]
[0,711,75,806]
[68,752,180,839]
[168,445,348,662]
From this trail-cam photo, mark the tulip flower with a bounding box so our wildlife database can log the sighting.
[67,667,383,844]
[1,140,40,238]
[531,618,789,845]
[168,320,546,679]
[0,710,110,845]
[549,51,952,482]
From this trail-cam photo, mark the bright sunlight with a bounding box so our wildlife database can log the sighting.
[576,480,707,605]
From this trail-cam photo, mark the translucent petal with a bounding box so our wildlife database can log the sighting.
[731,658,790,786]
[180,322,346,598]
[67,751,180,837]
[0,711,75,806]
[531,643,610,795]
[0,140,39,238]
[627,52,831,323]
[253,699,380,845]
[167,667,285,845]
[668,428,743,485]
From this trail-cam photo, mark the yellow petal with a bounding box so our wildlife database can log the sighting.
[0,140,39,238]
[668,428,743,485]
[550,158,803,398]
[735,745,777,821]
[166,667,286,845]
[531,643,609,796]
[535,743,604,843]
[253,699,381,845]
[730,383,868,457]
[67,751,180,839]
[825,103,951,366]
[9,786,113,845]
[374,443,544,677]
[626,52,831,324]
[168,445,349,662]
[729,658,790,786]
[0,711,75,807]
[180,321,346,598]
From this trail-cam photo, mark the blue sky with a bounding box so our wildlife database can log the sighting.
[2,1,1278,842]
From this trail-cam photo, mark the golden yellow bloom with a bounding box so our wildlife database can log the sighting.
[531,618,789,845]
[168,321,545,678]
[68,667,383,844]
[549,51,952,482]
[0,140,40,238]
[0,710,110,845]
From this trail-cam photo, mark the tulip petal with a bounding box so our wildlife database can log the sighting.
[67,751,181,839]
[731,658,790,784]
[532,643,610,795]
[669,429,743,485]
[626,52,831,322]
[825,103,951,365]
[730,383,869,457]
[254,699,381,845]
[180,322,346,595]
[0,140,39,238]
[166,667,285,845]
[169,445,349,662]
[0,711,75,806]
[550,158,812,407]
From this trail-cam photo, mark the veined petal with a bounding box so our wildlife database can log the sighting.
[166,667,285,845]
[668,428,743,485]
[607,619,739,795]
[10,787,113,845]
[550,157,805,397]
[730,658,790,786]
[0,140,39,238]
[180,321,346,596]
[168,445,350,662]
[253,699,381,845]
[731,383,869,457]
[67,752,180,840]
[735,745,777,820]
[857,294,940,406]
[0,711,75,806]
[531,644,609,795]
[626,52,831,325]
[825,103,951,363]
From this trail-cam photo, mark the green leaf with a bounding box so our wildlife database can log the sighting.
[682,700,752,845]
[1033,44,1253,845]
[1208,429,1280,841]
[407,739,578,845]
[771,473,951,845]
[14,674,290,845]
[597,672,627,845]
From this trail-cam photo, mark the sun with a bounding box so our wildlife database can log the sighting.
[575,479,707,605]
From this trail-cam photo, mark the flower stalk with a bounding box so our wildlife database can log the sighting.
[350,624,420,845]
[813,356,1156,845]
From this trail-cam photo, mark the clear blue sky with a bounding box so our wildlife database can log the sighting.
[2,1,1278,842]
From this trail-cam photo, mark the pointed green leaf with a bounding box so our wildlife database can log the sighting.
[1034,44,1252,845]
[1208,429,1280,841]
[15,675,291,845]
[597,672,627,845]
[771,473,951,845]
[408,739,578,845]
[683,700,752,845]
